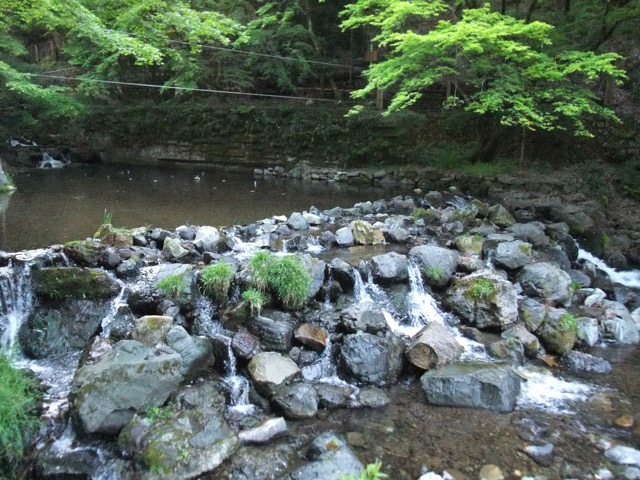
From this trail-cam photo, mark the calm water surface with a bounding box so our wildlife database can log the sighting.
[0,164,406,251]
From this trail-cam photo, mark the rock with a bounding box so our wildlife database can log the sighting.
[35,445,102,479]
[95,224,134,247]
[479,464,504,480]
[420,362,522,412]
[454,234,484,255]
[605,446,640,467]
[162,237,189,261]
[524,443,554,466]
[409,245,459,288]
[247,352,301,397]
[294,323,327,352]
[288,212,310,231]
[232,328,262,361]
[493,240,532,270]
[562,351,611,374]
[576,316,601,347]
[247,310,296,352]
[335,227,354,247]
[70,340,183,435]
[488,204,516,228]
[132,315,173,347]
[303,212,323,225]
[488,338,525,366]
[118,381,238,479]
[128,264,197,313]
[406,322,464,370]
[340,332,404,386]
[519,298,547,332]
[356,387,390,408]
[600,300,640,344]
[370,251,408,284]
[340,301,388,334]
[538,308,577,355]
[445,272,518,330]
[316,383,354,409]
[116,258,143,279]
[350,220,384,245]
[63,240,102,267]
[519,262,572,306]
[272,382,318,419]
[501,323,540,358]
[238,417,287,444]
[383,228,411,243]
[329,258,359,292]
[301,255,326,301]
[287,432,363,480]
[506,223,548,247]
[193,225,221,253]
[165,326,214,380]
[32,267,121,302]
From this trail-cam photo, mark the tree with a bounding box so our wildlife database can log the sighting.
[341,1,626,160]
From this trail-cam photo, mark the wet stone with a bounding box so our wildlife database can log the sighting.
[561,351,611,374]
[524,442,554,466]
[272,382,318,419]
[316,383,354,409]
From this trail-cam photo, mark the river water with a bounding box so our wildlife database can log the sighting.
[0,164,404,251]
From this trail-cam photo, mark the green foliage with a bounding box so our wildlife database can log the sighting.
[464,277,497,302]
[424,265,445,283]
[102,209,113,225]
[146,405,173,423]
[247,252,311,311]
[0,354,40,470]
[559,313,578,333]
[340,461,388,480]
[241,288,267,316]
[157,273,186,298]
[617,160,640,200]
[199,262,235,303]
[341,2,626,137]
[411,207,431,220]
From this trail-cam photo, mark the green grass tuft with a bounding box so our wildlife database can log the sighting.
[241,288,267,316]
[157,273,187,298]
[199,262,235,303]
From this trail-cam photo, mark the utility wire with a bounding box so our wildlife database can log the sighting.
[32,73,351,103]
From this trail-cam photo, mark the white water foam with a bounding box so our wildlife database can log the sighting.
[578,248,640,289]
[516,366,596,414]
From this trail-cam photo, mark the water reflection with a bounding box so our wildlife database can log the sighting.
[3,164,405,251]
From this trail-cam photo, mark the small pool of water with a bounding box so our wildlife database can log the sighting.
[0,164,406,251]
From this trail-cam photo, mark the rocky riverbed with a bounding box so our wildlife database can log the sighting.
[1,186,639,480]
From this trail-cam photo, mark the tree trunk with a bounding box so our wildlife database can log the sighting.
[470,119,508,164]
[525,0,538,22]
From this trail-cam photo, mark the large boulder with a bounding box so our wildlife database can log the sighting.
[272,383,318,419]
[63,240,103,267]
[492,241,532,270]
[370,252,408,284]
[132,315,173,347]
[193,225,222,253]
[334,227,354,247]
[32,267,121,302]
[420,362,522,412]
[329,258,359,293]
[406,322,464,370]
[248,352,301,397]
[445,272,518,330]
[537,308,577,355]
[165,326,214,380]
[350,220,385,245]
[118,382,238,479]
[488,204,516,228]
[70,340,183,435]
[339,332,404,386]
[506,223,549,247]
[19,299,112,358]
[287,432,363,480]
[409,245,459,289]
[288,212,310,231]
[127,264,196,313]
[600,300,640,344]
[519,262,572,306]
[247,310,296,352]
[340,301,388,334]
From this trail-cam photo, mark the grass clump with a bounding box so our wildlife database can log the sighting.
[0,354,41,471]
[242,288,267,316]
[424,265,445,283]
[157,273,187,298]
[464,277,497,303]
[199,262,235,303]
[559,313,578,334]
[340,461,388,480]
[248,252,311,311]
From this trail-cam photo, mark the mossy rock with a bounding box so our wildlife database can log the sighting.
[32,267,121,302]
[538,310,577,355]
[94,223,134,246]
[454,234,484,255]
[63,240,103,267]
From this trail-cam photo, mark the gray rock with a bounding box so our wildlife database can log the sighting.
[370,252,408,284]
[506,223,549,247]
[288,212,310,231]
[118,381,238,480]
[406,322,464,370]
[335,227,354,247]
[340,301,388,334]
[162,236,189,261]
[488,338,525,366]
[501,323,540,358]
[128,264,197,312]
[131,315,173,347]
[562,351,611,374]
[519,298,547,332]
[576,316,601,347]
[356,387,390,408]
[238,417,287,444]
[247,310,296,352]
[601,300,640,344]
[493,241,532,270]
[383,228,411,243]
[232,328,262,361]
[302,255,326,301]
[605,446,640,467]
[445,272,518,330]
[193,225,221,253]
[329,258,359,293]
[537,308,577,355]
[409,245,459,288]
[166,326,214,380]
[287,432,363,480]
[524,443,554,466]
[32,267,121,302]
[71,340,183,434]
[316,384,354,409]
[420,362,522,412]
[303,213,323,226]
[272,383,318,419]
[488,204,516,228]
[248,352,301,397]
[519,262,572,306]
[340,332,404,386]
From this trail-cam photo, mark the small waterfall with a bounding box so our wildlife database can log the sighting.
[306,236,323,254]
[218,334,252,412]
[0,262,34,353]
[578,248,640,289]
[99,280,128,338]
[407,262,446,328]
[302,331,336,381]
[353,267,372,303]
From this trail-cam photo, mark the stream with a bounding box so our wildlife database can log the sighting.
[1,166,640,480]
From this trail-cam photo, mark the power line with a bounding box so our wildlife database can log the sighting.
[32,73,350,103]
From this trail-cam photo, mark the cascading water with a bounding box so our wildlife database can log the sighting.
[0,262,33,352]
[578,248,640,289]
